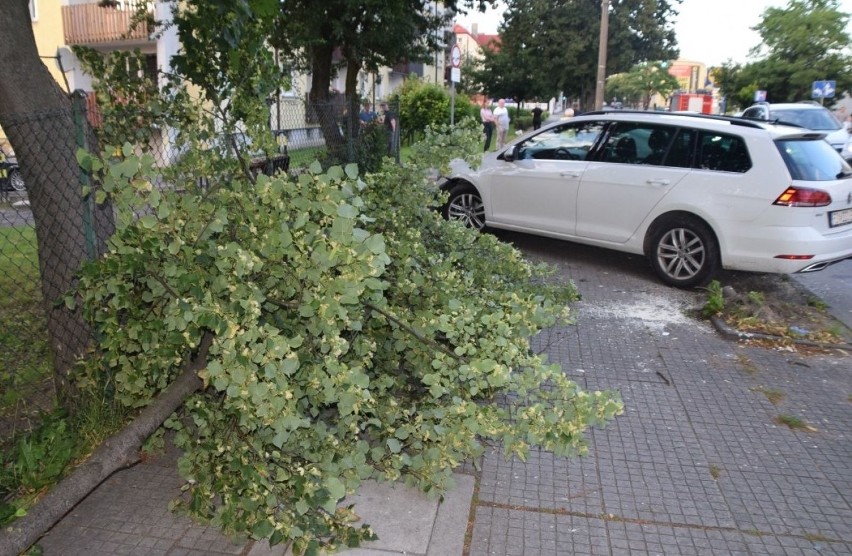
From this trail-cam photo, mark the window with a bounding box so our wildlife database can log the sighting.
[600,123,675,165]
[697,132,751,173]
[665,129,696,168]
[742,106,769,121]
[776,138,851,181]
[515,121,604,161]
[772,108,842,131]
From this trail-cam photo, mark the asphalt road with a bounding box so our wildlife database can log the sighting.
[792,258,852,330]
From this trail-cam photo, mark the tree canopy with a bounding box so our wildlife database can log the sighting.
[713,0,852,109]
[606,61,681,108]
[165,0,500,105]
[468,0,681,108]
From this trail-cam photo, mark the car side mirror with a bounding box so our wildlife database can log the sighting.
[503,145,518,162]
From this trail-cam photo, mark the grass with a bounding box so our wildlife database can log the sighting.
[735,353,759,375]
[701,280,725,317]
[0,395,129,526]
[0,226,54,424]
[708,464,722,480]
[0,227,133,526]
[803,532,833,542]
[775,414,817,432]
[752,386,785,406]
[806,297,829,311]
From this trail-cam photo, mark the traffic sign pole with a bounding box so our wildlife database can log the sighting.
[450,44,461,126]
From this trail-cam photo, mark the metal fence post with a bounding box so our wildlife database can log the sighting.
[71,90,96,261]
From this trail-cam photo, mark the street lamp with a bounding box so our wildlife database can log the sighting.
[594,0,609,110]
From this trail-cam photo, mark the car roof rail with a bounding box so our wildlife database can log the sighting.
[581,109,767,129]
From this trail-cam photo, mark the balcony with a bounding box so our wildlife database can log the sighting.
[391,62,424,77]
[62,1,154,47]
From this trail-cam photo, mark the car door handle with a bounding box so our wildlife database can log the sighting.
[646,178,671,186]
[560,172,581,178]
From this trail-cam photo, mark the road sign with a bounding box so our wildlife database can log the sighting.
[812,80,836,99]
[451,44,461,68]
[450,67,461,83]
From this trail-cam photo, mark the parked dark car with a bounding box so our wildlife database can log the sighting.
[0,145,25,192]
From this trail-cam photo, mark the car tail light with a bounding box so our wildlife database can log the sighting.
[773,186,831,207]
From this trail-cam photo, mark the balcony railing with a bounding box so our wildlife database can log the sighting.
[62,1,153,46]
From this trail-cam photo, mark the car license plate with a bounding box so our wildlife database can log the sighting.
[829,208,852,228]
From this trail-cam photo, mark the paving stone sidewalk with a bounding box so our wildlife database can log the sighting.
[467,234,851,555]
[35,234,852,555]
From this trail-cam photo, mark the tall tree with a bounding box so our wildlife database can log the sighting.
[715,0,851,108]
[168,0,283,121]
[608,61,680,108]
[260,0,494,159]
[748,0,851,102]
[270,0,498,103]
[0,0,114,408]
[478,0,681,109]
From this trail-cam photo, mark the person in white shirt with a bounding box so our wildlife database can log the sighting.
[493,99,510,149]
[480,98,496,151]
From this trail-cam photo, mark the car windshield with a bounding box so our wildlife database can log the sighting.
[776,137,852,181]
[772,108,842,131]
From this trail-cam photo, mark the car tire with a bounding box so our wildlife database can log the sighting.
[648,215,718,288]
[9,168,25,192]
[443,182,485,230]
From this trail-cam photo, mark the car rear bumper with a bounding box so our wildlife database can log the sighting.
[720,224,852,274]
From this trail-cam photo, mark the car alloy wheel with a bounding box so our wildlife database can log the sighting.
[9,169,25,192]
[649,216,718,287]
[445,184,485,230]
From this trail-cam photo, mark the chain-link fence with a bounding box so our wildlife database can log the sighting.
[0,93,110,446]
[0,93,400,447]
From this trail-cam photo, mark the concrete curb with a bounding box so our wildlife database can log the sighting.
[710,314,852,352]
[248,472,476,556]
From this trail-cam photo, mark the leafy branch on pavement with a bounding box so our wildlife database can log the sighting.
[3,111,623,555]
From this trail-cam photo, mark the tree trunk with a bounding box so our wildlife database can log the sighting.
[308,39,346,163]
[342,56,363,158]
[0,334,213,556]
[0,0,114,410]
[344,56,360,100]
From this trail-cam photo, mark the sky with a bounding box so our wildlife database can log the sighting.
[455,0,852,68]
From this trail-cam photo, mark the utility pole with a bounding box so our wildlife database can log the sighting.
[594,0,610,110]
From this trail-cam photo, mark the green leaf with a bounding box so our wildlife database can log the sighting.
[326,476,346,501]
[364,234,385,255]
[327,165,344,180]
[337,203,359,219]
[76,148,93,171]
[251,519,274,539]
[295,498,309,515]
[344,163,359,180]
[387,438,402,453]
[139,215,157,229]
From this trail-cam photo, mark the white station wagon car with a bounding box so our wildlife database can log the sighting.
[441,111,852,287]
